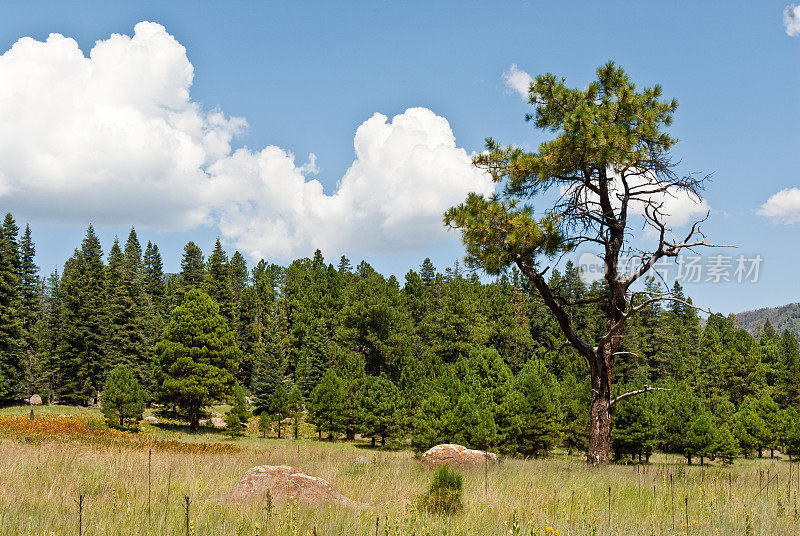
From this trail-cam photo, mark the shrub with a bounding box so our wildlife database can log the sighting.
[417,465,464,514]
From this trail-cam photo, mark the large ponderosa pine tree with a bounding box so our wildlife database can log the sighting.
[446,63,719,464]
[157,289,240,430]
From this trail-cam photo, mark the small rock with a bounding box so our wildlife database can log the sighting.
[199,419,208,427]
[144,416,159,424]
[354,455,369,466]
[211,416,226,429]
[228,465,365,507]
[29,394,43,406]
[421,444,499,468]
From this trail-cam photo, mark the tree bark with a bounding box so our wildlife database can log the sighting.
[189,404,199,431]
[587,355,612,466]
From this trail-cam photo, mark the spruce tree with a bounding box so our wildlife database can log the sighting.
[143,241,166,315]
[106,231,150,395]
[55,226,107,403]
[251,327,286,415]
[157,289,240,430]
[19,224,40,396]
[0,213,24,402]
[205,239,235,325]
[172,241,204,307]
[101,365,144,429]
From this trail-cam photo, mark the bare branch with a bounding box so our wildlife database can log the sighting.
[609,385,671,408]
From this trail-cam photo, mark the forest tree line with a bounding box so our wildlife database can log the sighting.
[1,212,800,463]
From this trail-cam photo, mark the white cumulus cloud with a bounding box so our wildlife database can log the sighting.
[210,108,493,259]
[503,64,533,100]
[0,22,245,229]
[0,22,494,259]
[758,188,800,224]
[784,5,800,36]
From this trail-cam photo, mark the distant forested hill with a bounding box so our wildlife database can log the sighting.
[736,303,800,339]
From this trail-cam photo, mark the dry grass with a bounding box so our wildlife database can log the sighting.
[1,408,800,535]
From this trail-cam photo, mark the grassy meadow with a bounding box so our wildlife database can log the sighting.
[1,406,800,535]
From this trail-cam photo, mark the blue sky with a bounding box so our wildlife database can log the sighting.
[0,1,798,314]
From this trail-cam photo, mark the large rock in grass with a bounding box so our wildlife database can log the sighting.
[421,444,498,468]
[228,465,365,507]
[144,416,158,424]
[29,394,42,406]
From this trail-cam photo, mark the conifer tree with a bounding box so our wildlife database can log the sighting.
[296,319,330,397]
[205,239,235,325]
[357,374,401,446]
[19,224,40,396]
[143,241,167,317]
[55,226,107,403]
[420,258,436,287]
[101,365,144,429]
[172,241,204,307]
[714,425,739,465]
[157,289,240,430]
[229,251,248,304]
[287,383,305,439]
[337,255,352,274]
[106,230,151,395]
[269,384,289,438]
[251,327,286,415]
[0,213,24,402]
[308,369,346,439]
[612,387,658,462]
[226,382,250,434]
[497,359,561,456]
[686,412,716,465]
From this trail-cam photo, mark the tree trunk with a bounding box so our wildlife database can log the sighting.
[189,404,199,431]
[381,436,386,446]
[371,436,375,447]
[587,347,613,466]
[277,420,281,439]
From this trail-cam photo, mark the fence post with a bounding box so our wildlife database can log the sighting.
[76,494,83,536]
[147,448,152,521]
[184,495,190,536]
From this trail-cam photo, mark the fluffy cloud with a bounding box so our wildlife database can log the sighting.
[211,108,493,258]
[503,64,533,100]
[757,188,800,224]
[0,22,245,229]
[0,23,494,259]
[784,5,800,36]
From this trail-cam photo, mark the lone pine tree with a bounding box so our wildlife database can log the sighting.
[157,289,240,430]
[446,62,719,464]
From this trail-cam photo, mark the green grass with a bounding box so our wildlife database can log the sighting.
[2,404,800,535]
